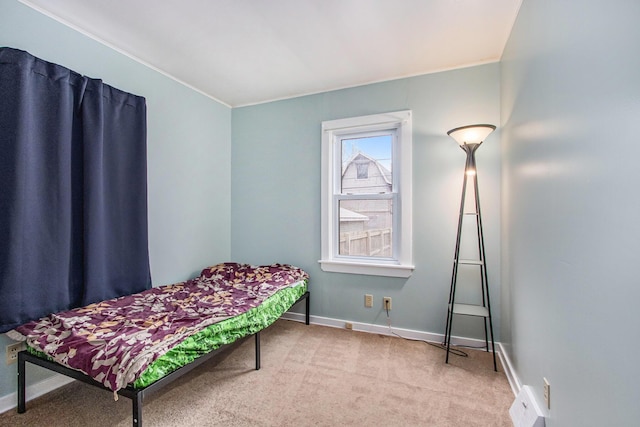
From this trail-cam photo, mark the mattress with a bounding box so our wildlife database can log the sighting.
[11,263,309,392]
[133,280,306,388]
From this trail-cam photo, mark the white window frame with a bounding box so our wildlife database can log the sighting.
[319,110,414,278]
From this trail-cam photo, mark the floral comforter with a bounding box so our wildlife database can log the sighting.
[9,263,308,392]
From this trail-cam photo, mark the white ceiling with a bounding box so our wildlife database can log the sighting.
[22,0,522,107]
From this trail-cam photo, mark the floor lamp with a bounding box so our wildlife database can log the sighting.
[443,124,497,371]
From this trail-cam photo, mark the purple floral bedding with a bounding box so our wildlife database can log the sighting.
[9,263,309,393]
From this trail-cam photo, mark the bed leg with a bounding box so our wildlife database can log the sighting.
[17,351,26,413]
[255,332,261,370]
[132,392,142,427]
[305,292,310,325]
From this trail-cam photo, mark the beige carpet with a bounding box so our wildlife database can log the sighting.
[0,320,514,426]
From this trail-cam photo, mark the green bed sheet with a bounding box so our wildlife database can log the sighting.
[133,281,307,388]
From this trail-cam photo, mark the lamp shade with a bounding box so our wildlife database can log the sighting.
[447,124,496,146]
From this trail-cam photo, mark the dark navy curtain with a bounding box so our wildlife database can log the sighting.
[0,47,151,333]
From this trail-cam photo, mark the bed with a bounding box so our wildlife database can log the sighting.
[9,262,310,427]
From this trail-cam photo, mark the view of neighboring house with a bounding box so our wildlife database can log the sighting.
[339,152,392,257]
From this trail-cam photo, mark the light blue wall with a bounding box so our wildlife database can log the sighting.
[3,1,636,422]
[231,65,501,339]
[0,0,231,401]
[501,0,640,425]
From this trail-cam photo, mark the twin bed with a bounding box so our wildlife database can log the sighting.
[9,262,310,427]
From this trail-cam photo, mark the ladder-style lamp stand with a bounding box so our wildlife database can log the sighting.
[443,124,497,371]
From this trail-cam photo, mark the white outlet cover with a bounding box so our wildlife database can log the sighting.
[543,378,550,409]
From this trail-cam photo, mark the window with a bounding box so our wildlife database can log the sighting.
[320,110,413,277]
[355,159,369,179]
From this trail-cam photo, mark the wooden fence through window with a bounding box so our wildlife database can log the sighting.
[339,228,392,257]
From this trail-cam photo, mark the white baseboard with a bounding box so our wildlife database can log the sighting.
[497,342,521,396]
[0,373,74,415]
[281,311,488,347]
[282,312,484,347]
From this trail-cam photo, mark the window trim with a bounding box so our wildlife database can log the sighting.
[319,110,414,278]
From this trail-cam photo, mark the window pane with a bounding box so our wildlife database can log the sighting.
[341,135,392,194]
[339,199,392,258]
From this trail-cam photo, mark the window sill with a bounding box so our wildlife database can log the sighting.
[318,259,414,278]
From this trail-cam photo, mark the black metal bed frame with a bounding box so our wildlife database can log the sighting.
[17,290,310,427]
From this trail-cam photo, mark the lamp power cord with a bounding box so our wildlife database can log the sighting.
[384,304,483,358]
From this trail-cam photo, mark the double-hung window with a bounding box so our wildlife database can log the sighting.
[320,110,414,277]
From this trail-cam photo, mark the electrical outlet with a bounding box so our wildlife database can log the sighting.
[345,322,353,330]
[365,294,373,308]
[543,377,550,410]
[6,342,25,365]
[383,297,392,310]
